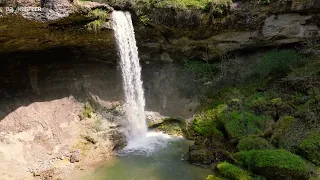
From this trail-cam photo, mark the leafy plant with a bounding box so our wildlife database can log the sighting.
[82,102,93,119]
[139,15,150,25]
[256,50,306,78]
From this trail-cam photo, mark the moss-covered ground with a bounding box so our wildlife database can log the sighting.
[185,49,320,180]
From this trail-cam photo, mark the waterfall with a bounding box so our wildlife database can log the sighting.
[112,11,147,140]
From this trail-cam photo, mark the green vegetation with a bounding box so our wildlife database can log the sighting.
[186,49,318,179]
[88,9,109,20]
[82,102,94,119]
[149,118,186,136]
[154,0,211,9]
[237,136,273,151]
[135,0,232,12]
[217,162,252,180]
[206,175,224,180]
[154,121,183,135]
[86,20,102,34]
[211,0,233,14]
[271,116,296,149]
[86,9,109,34]
[299,131,320,165]
[255,50,306,78]
[139,15,150,25]
[221,111,272,139]
[235,149,309,179]
[193,104,226,138]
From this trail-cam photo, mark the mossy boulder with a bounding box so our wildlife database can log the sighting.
[152,121,183,136]
[299,131,320,166]
[149,117,185,136]
[271,116,297,150]
[237,136,273,151]
[192,104,227,139]
[217,162,253,180]
[252,97,293,120]
[206,175,224,180]
[188,148,213,165]
[234,149,309,180]
[221,111,273,140]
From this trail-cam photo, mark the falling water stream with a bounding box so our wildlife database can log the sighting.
[85,11,212,179]
[112,11,147,140]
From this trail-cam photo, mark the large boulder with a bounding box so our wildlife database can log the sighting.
[188,144,212,165]
[299,131,320,166]
[234,149,310,180]
[145,111,168,127]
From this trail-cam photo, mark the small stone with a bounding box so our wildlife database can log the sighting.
[70,150,81,163]
[33,171,40,177]
[84,135,98,144]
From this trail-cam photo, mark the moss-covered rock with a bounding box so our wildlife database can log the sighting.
[252,97,293,120]
[221,111,273,140]
[149,117,185,136]
[192,104,227,139]
[271,116,297,150]
[217,162,253,180]
[234,149,309,180]
[188,148,212,165]
[237,136,273,151]
[206,175,224,180]
[299,131,320,166]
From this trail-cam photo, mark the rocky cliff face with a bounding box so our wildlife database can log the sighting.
[1,0,319,63]
[132,0,320,62]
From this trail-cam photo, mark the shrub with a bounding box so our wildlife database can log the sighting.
[299,131,320,165]
[234,149,309,180]
[88,9,109,21]
[86,20,102,34]
[139,15,149,25]
[82,102,93,118]
[256,50,306,78]
[222,111,272,139]
[217,162,252,180]
[178,59,218,98]
[237,136,273,151]
[211,0,232,15]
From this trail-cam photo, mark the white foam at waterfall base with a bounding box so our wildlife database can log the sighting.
[118,131,183,156]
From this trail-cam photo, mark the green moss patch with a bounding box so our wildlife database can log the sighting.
[271,116,297,150]
[222,111,272,140]
[255,50,306,78]
[234,149,309,180]
[217,162,253,180]
[150,118,185,136]
[193,104,227,138]
[299,131,320,165]
[206,175,224,180]
[82,102,94,119]
[237,136,273,151]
